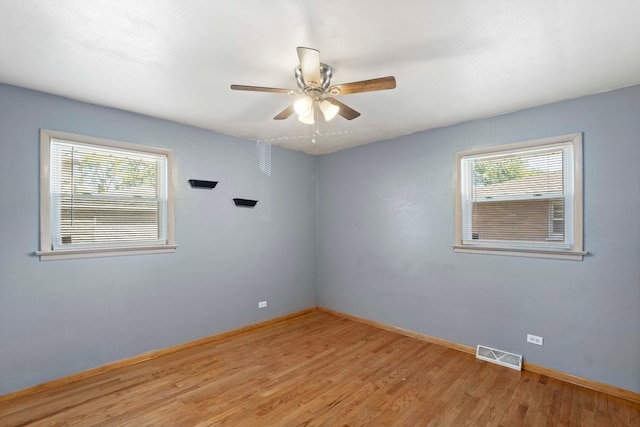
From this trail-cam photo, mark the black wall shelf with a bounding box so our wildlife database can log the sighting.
[233,198,258,208]
[188,179,218,189]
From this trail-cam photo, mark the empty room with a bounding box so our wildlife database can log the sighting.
[0,1,639,425]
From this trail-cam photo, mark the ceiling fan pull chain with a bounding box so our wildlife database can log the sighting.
[312,106,318,144]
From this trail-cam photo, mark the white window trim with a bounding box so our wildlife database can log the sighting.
[453,133,586,261]
[37,129,177,261]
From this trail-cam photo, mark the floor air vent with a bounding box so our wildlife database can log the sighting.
[476,345,522,371]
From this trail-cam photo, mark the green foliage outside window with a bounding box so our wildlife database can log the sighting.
[473,158,541,186]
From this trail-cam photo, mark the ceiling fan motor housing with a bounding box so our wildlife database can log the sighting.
[296,63,332,91]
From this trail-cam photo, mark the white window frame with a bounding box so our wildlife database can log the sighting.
[454,133,586,261]
[37,129,177,261]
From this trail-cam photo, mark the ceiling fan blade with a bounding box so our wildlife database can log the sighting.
[327,76,396,95]
[230,84,295,94]
[325,97,361,120]
[273,105,295,120]
[297,47,321,85]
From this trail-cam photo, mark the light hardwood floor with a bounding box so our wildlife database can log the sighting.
[1,311,638,426]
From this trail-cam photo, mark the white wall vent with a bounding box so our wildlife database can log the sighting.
[476,345,522,371]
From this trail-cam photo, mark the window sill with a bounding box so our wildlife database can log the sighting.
[452,245,587,261]
[35,244,178,261]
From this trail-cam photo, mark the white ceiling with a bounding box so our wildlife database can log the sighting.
[1,1,639,155]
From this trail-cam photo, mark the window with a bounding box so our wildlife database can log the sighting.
[454,133,585,260]
[38,129,176,260]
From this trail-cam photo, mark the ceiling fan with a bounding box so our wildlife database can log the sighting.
[230,47,396,124]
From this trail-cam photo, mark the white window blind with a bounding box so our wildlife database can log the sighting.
[49,139,168,249]
[461,143,573,249]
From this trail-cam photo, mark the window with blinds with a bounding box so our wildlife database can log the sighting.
[454,134,585,260]
[39,130,176,260]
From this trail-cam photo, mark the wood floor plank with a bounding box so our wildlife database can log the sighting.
[1,311,638,426]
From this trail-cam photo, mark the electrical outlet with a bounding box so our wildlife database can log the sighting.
[258,301,267,309]
[527,334,543,346]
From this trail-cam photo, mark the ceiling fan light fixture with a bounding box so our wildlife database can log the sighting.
[319,99,339,121]
[298,110,315,124]
[294,96,313,116]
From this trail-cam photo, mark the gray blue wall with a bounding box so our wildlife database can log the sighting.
[0,83,317,395]
[2,82,639,396]
[317,85,640,393]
